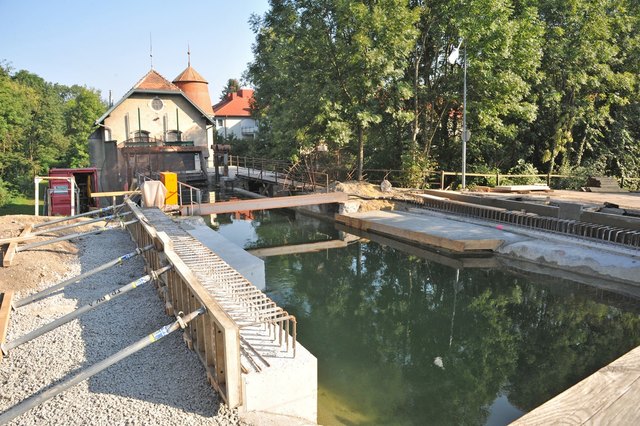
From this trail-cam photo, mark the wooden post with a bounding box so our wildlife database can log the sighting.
[496,172,500,187]
[0,291,14,346]
[440,170,445,190]
[3,225,33,267]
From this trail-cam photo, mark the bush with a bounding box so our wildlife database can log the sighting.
[0,178,13,208]
[501,160,544,186]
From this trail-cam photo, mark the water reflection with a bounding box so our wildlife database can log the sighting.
[216,210,640,425]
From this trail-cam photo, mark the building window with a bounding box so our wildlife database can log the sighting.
[151,97,164,111]
[217,118,224,127]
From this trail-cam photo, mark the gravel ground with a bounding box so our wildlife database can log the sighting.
[1,227,243,426]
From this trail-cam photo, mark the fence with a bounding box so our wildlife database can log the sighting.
[124,200,242,407]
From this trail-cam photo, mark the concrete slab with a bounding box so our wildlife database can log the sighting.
[240,340,317,424]
[179,221,266,290]
[336,210,517,252]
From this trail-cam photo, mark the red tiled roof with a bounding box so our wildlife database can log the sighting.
[173,66,208,83]
[213,89,254,117]
[133,70,181,91]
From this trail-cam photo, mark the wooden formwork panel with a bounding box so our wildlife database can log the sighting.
[124,201,243,408]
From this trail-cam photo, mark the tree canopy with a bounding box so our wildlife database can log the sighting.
[247,0,640,186]
[0,63,106,198]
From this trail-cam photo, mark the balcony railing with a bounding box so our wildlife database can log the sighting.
[122,137,194,147]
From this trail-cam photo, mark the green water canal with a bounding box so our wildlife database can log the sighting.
[214,210,640,426]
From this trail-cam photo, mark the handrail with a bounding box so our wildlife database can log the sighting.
[177,181,202,215]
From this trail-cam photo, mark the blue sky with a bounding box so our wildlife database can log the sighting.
[0,0,270,103]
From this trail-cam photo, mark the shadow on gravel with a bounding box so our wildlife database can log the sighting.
[64,230,223,418]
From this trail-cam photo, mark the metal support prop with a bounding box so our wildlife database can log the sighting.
[13,244,154,309]
[28,212,132,238]
[15,219,138,253]
[1,265,171,355]
[32,203,125,229]
[0,308,205,424]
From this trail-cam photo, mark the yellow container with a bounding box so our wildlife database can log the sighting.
[160,172,178,205]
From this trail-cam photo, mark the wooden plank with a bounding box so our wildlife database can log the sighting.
[181,192,349,215]
[3,225,33,267]
[247,239,350,257]
[513,345,640,425]
[0,291,14,347]
[335,223,499,269]
[90,190,140,198]
[335,211,503,252]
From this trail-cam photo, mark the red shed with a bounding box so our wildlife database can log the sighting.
[47,168,98,216]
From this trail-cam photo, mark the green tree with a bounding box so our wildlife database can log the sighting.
[248,0,419,180]
[63,85,106,167]
[220,78,241,100]
[527,0,639,175]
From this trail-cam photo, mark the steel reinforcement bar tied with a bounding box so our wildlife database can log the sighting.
[1,265,172,356]
[13,244,155,309]
[0,308,205,425]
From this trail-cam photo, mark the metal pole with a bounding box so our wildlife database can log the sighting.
[462,45,467,190]
[32,204,125,229]
[1,265,171,355]
[34,178,40,216]
[13,244,154,309]
[29,212,130,238]
[0,308,205,425]
[70,177,76,217]
[16,219,138,253]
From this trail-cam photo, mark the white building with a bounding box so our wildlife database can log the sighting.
[213,89,258,140]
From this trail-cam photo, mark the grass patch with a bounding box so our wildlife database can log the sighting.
[0,195,36,216]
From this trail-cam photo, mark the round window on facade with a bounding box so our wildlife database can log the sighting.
[151,97,164,111]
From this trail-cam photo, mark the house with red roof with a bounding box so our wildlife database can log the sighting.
[213,89,258,140]
[89,65,216,191]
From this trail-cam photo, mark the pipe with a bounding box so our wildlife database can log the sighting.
[1,265,171,355]
[32,204,125,229]
[13,244,154,309]
[16,219,138,253]
[0,308,205,424]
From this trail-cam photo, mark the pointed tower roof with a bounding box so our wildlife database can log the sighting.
[172,61,214,116]
[134,69,181,92]
[173,66,208,84]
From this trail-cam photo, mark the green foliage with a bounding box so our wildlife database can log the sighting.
[219,78,241,100]
[248,0,640,183]
[0,177,11,208]
[501,159,544,185]
[0,64,106,194]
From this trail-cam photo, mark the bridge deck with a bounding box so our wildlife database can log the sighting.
[141,208,295,372]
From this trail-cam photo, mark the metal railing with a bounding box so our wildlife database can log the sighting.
[178,181,202,214]
[229,156,329,192]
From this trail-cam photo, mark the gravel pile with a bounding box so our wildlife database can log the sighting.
[0,228,243,425]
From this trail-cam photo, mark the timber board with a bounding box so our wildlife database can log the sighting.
[0,291,14,349]
[2,225,33,267]
[335,210,503,253]
[181,192,348,215]
[513,345,640,425]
